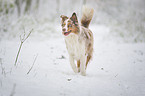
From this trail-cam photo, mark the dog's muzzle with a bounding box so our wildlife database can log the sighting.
[63,30,71,36]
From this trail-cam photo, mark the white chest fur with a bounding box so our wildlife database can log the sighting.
[65,34,85,60]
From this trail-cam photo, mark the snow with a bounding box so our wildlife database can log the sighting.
[0,24,145,96]
[0,0,145,95]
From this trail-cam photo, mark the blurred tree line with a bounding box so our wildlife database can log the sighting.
[0,0,144,42]
[0,0,39,16]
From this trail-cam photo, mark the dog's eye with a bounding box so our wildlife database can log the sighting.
[68,24,72,27]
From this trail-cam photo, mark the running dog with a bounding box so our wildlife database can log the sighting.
[60,6,94,76]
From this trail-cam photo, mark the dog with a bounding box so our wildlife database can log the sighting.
[60,6,94,76]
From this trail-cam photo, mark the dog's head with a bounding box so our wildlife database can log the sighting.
[60,13,79,36]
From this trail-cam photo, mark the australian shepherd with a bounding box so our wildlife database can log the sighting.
[60,6,94,76]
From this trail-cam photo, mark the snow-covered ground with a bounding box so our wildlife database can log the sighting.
[0,25,145,96]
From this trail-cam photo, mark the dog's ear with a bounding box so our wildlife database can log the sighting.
[60,15,68,22]
[70,12,78,25]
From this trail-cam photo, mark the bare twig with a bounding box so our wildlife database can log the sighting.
[1,58,13,77]
[10,83,16,96]
[27,54,38,74]
[0,59,6,77]
[0,80,2,87]
[14,29,33,66]
[14,42,22,66]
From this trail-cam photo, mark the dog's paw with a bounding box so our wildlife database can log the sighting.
[73,68,79,73]
[81,71,86,76]
[78,68,80,73]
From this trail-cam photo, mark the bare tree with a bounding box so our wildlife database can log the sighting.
[24,0,32,14]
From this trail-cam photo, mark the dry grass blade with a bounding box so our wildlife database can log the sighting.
[27,54,38,74]
[10,83,16,96]
[14,29,33,66]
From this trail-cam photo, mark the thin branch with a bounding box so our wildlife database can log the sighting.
[0,59,6,77]
[14,29,33,66]
[23,29,33,42]
[22,27,26,41]
[10,83,16,96]
[14,42,22,66]
[27,54,38,74]
[0,80,2,87]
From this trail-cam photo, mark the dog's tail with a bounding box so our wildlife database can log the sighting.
[81,6,94,28]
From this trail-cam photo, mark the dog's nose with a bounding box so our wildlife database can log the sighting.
[62,28,66,32]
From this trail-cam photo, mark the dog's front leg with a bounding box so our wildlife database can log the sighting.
[80,55,86,76]
[69,55,78,73]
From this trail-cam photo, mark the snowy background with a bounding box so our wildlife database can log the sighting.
[0,0,145,96]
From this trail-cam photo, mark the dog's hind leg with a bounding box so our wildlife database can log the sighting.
[77,60,80,72]
[86,55,91,69]
[80,56,86,76]
[69,56,78,73]
[86,46,93,69]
